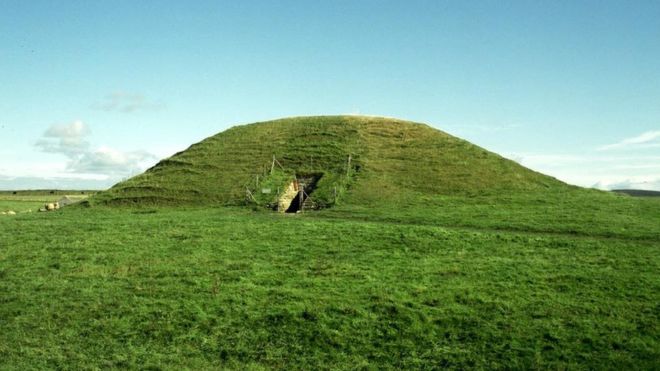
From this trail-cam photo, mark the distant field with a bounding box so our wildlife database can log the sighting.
[0,190,95,196]
[612,189,660,197]
[0,194,59,213]
[1,191,658,369]
[0,193,90,213]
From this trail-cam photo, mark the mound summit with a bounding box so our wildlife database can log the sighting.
[92,116,568,208]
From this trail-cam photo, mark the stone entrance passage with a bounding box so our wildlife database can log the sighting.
[278,174,322,213]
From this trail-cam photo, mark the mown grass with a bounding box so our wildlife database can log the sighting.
[1,192,658,369]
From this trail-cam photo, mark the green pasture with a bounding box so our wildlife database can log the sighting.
[1,191,658,369]
[0,194,58,213]
[0,194,89,213]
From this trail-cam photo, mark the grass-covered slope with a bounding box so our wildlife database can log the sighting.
[92,116,567,207]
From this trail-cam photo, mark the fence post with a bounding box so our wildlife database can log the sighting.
[271,155,275,175]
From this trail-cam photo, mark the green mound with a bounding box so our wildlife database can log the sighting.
[92,116,568,207]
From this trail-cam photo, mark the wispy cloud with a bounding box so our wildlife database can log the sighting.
[0,173,117,191]
[91,92,164,113]
[507,153,660,166]
[505,152,660,191]
[598,130,660,151]
[35,121,156,176]
[68,146,156,175]
[35,120,90,156]
[592,177,660,191]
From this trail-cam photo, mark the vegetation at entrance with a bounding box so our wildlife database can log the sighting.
[1,117,658,369]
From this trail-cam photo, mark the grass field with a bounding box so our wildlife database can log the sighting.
[0,194,60,213]
[1,191,658,369]
[0,193,90,214]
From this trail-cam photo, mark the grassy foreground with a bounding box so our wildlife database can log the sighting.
[1,192,659,369]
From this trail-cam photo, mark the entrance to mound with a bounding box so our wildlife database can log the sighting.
[278,173,322,213]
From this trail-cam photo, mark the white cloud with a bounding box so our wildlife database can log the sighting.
[592,177,660,191]
[598,130,660,151]
[506,152,660,191]
[35,120,90,155]
[91,92,164,113]
[0,173,117,190]
[69,146,156,175]
[35,121,157,177]
[507,153,660,167]
[43,120,90,138]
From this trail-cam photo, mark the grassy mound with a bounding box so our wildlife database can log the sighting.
[92,116,569,207]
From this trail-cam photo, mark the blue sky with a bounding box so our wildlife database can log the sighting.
[1,1,659,190]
